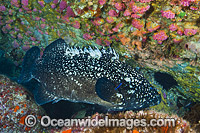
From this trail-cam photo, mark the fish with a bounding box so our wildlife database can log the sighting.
[18,38,161,110]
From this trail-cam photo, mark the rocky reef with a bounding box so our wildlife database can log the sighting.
[0,75,45,132]
[0,0,200,63]
[0,74,199,132]
[47,110,196,132]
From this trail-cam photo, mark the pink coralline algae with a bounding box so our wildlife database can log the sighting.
[6,19,14,24]
[38,29,44,34]
[17,33,23,39]
[72,20,80,29]
[83,33,93,40]
[169,23,178,31]
[92,18,104,26]
[132,5,140,13]
[35,16,40,21]
[38,1,44,7]
[30,37,36,41]
[104,39,112,46]
[40,24,46,29]
[9,9,14,15]
[19,8,22,12]
[132,19,144,29]
[181,0,190,6]
[51,4,56,9]
[96,38,102,45]
[153,30,168,44]
[131,14,141,18]
[14,27,19,32]
[132,5,150,14]
[0,6,6,12]
[184,28,197,36]
[98,0,106,5]
[190,6,198,10]
[59,0,67,12]
[2,27,7,33]
[21,0,29,6]
[33,8,37,12]
[13,40,20,48]
[161,10,175,19]
[177,29,184,36]
[137,0,153,3]
[106,16,114,23]
[53,0,58,4]
[114,2,124,11]
[108,9,119,17]
[41,18,45,22]
[112,27,119,32]
[123,9,131,16]
[11,0,19,7]
[5,24,11,30]
[65,6,75,17]
[113,23,124,31]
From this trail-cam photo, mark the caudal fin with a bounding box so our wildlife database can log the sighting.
[18,46,40,83]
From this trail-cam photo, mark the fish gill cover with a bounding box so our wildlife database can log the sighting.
[18,38,161,111]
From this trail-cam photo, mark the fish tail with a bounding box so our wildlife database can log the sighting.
[18,46,40,83]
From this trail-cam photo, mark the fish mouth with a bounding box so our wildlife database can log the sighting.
[109,94,162,111]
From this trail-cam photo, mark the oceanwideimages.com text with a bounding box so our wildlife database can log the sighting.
[25,115,176,129]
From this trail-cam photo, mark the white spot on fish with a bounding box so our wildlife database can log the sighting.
[124,77,131,82]
[127,90,135,94]
[116,93,123,98]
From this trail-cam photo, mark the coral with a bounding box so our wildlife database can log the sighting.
[83,33,93,40]
[183,103,200,132]
[184,29,198,36]
[108,9,119,17]
[0,0,200,63]
[0,75,45,132]
[153,30,168,44]
[169,23,178,31]
[161,10,175,19]
[132,19,145,30]
[57,110,195,133]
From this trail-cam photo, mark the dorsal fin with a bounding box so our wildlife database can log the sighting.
[42,38,119,61]
[42,38,67,59]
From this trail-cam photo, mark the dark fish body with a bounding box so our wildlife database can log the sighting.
[18,38,161,110]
